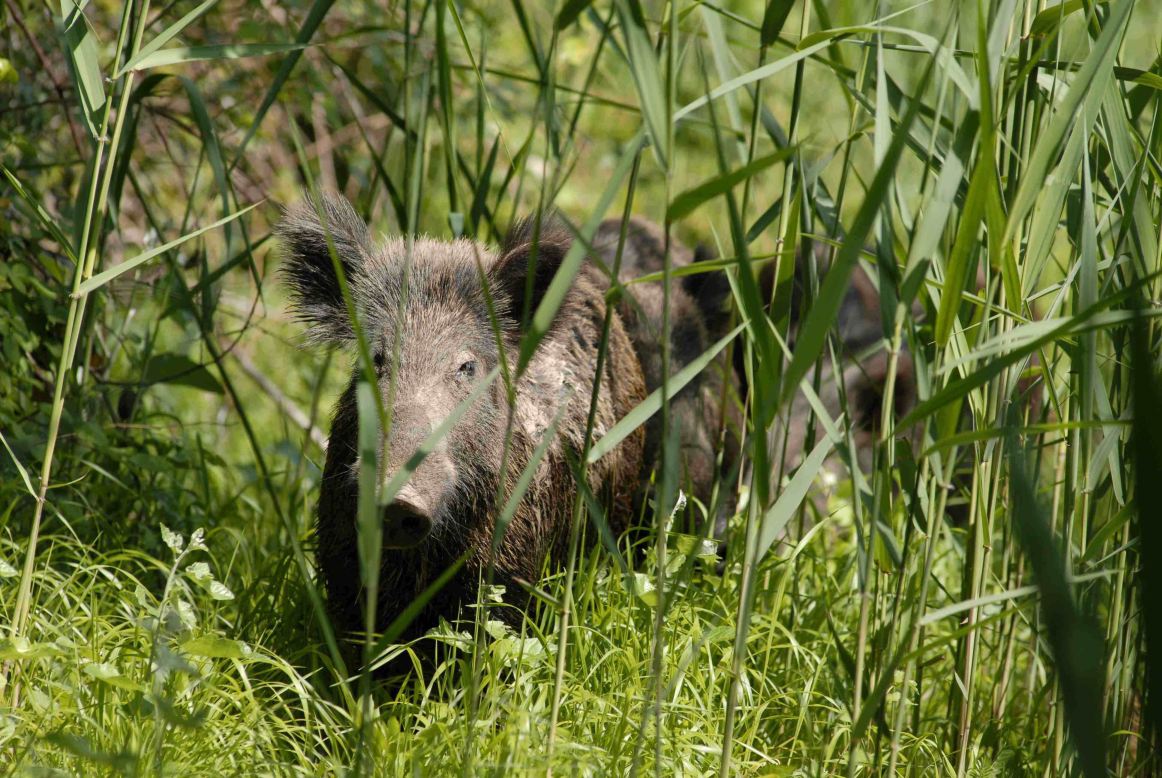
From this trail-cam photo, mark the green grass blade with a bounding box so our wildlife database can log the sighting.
[934,157,990,346]
[760,0,796,47]
[1022,123,1087,299]
[231,0,337,168]
[178,77,233,239]
[615,0,670,169]
[1007,422,1108,777]
[0,430,36,497]
[1004,0,1133,246]
[906,110,979,269]
[673,37,830,123]
[781,53,934,409]
[667,149,794,222]
[124,43,306,72]
[492,404,568,555]
[75,203,260,296]
[902,303,1162,430]
[355,380,382,620]
[755,433,835,562]
[587,322,746,464]
[59,0,105,136]
[114,0,220,77]
[0,164,80,261]
[919,569,1113,628]
[518,132,646,373]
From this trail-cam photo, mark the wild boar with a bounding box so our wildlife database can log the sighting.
[279,194,646,641]
[726,242,920,516]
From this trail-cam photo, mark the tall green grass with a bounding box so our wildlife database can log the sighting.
[1,0,1160,774]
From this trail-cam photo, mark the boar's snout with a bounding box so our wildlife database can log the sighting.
[382,492,434,548]
[381,397,456,549]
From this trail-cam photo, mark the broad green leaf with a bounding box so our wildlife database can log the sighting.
[125,43,305,72]
[587,322,746,464]
[624,572,657,607]
[75,203,260,296]
[1028,0,1084,37]
[206,581,234,601]
[182,636,252,659]
[160,524,184,553]
[60,0,105,135]
[186,561,212,583]
[668,149,793,222]
[555,0,594,29]
[760,0,797,47]
[0,637,62,660]
[756,434,835,562]
[142,354,224,394]
[0,57,17,84]
[115,0,220,76]
[616,1,670,169]
[84,662,146,692]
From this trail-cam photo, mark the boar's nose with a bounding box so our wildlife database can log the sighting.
[382,496,433,549]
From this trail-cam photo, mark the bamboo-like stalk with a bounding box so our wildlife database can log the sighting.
[5,0,148,703]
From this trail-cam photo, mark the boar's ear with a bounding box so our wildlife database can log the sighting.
[277,193,372,344]
[489,214,572,326]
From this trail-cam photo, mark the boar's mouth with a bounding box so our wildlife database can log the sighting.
[382,498,434,549]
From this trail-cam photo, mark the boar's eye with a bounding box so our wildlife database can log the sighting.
[457,360,477,379]
[373,352,385,370]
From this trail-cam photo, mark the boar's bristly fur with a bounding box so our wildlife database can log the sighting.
[279,194,646,646]
[592,217,742,542]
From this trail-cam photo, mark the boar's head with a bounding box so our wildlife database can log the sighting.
[278,194,568,553]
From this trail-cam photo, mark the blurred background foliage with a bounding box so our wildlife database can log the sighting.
[1,0,1161,774]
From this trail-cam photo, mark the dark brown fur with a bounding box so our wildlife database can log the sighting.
[592,218,742,540]
[753,243,920,475]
